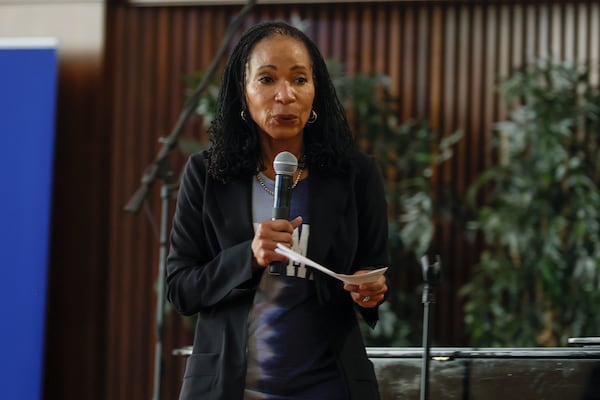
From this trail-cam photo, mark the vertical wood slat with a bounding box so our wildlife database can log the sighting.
[483,5,498,170]
[525,4,538,63]
[360,5,373,72]
[591,5,600,86]
[551,3,564,61]
[401,6,415,120]
[94,2,600,400]
[374,6,388,74]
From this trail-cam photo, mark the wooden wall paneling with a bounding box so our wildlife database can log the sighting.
[329,4,343,60]
[106,5,128,400]
[445,3,468,346]
[103,7,123,400]
[157,10,185,399]
[429,2,444,342]
[277,3,292,21]
[538,4,550,60]
[156,8,173,141]
[331,6,345,63]
[129,10,152,399]
[388,5,402,98]
[122,8,141,399]
[512,4,524,70]
[551,3,564,61]
[145,9,163,400]
[445,3,460,344]
[428,5,443,132]
[401,5,415,120]
[107,6,151,400]
[171,7,196,145]
[45,56,109,400]
[157,7,179,397]
[591,4,600,86]
[470,4,484,183]
[525,4,538,64]
[442,5,457,162]
[374,5,388,75]
[461,3,485,341]
[302,6,314,53]
[395,4,421,322]
[160,8,197,399]
[415,6,430,118]
[438,3,457,345]
[195,6,214,70]
[346,7,359,75]
[576,3,588,65]
[484,4,499,171]
[262,3,278,21]
[183,7,198,73]
[360,4,373,73]
[314,6,330,57]
[184,6,220,145]
[496,5,510,124]
[564,3,576,61]
[455,2,469,197]
[427,4,446,341]
[591,4,600,177]
[383,3,403,304]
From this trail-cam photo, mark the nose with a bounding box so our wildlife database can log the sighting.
[274,81,295,104]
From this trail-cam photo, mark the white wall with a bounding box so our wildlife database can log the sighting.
[0,0,104,59]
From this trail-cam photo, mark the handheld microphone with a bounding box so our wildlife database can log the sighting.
[270,151,298,274]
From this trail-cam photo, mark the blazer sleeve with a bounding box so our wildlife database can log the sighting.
[353,154,389,269]
[354,154,390,327]
[166,153,259,316]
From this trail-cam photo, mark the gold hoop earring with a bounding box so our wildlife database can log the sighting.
[240,110,247,122]
[308,110,317,124]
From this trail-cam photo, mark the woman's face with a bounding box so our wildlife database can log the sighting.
[245,34,315,144]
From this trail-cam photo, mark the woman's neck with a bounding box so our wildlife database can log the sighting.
[260,141,304,176]
[259,149,306,180]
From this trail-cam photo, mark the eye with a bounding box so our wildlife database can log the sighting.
[257,75,274,84]
[295,75,309,84]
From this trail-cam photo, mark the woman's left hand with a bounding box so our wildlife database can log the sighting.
[343,271,387,308]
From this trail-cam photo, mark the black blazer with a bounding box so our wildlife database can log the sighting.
[167,151,389,400]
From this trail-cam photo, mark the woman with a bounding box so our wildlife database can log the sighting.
[167,21,389,400]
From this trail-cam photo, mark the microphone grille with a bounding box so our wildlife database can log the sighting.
[273,151,298,176]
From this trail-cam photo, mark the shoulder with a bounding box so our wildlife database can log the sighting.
[184,151,211,175]
[188,151,208,170]
[353,151,377,167]
[350,151,381,179]
[180,151,210,189]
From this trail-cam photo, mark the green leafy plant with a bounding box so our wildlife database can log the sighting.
[462,60,600,347]
[329,62,462,259]
[329,65,462,346]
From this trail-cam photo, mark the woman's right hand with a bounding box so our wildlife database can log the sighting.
[251,216,303,268]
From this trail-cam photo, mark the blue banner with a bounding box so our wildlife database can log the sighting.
[0,38,58,400]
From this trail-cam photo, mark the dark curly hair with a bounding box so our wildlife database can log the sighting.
[206,21,356,182]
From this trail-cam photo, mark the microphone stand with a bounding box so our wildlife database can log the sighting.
[419,254,441,400]
[122,2,257,399]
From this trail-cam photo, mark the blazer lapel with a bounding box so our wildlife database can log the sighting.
[208,178,255,243]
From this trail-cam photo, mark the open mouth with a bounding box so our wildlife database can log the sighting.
[273,114,298,123]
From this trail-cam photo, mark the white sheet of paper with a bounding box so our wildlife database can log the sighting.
[275,243,388,285]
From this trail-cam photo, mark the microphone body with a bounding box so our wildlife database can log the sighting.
[272,174,294,220]
[269,151,298,274]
